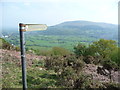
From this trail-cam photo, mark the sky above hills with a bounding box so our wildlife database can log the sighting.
[0,0,119,31]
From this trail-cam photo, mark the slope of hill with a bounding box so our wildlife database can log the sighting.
[56,20,117,28]
[27,20,118,40]
[1,49,120,88]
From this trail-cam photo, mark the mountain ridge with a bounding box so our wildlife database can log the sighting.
[38,20,118,40]
[54,20,117,28]
[2,20,118,41]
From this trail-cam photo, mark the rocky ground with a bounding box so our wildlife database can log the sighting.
[0,49,46,67]
[83,64,120,83]
[1,49,120,84]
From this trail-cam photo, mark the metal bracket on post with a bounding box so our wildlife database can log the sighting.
[20,23,26,32]
[19,23,27,90]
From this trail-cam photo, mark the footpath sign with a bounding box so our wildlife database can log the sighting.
[19,23,47,90]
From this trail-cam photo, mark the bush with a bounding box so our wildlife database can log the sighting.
[74,39,119,66]
[83,55,94,64]
[34,47,71,56]
[52,47,71,56]
[0,38,12,50]
[0,38,20,51]
[35,49,53,56]
[14,46,20,51]
[32,59,45,68]
[45,55,86,88]
[101,59,118,71]
[101,59,119,82]
[83,55,102,65]
[74,43,87,56]
[103,82,120,90]
[110,47,120,66]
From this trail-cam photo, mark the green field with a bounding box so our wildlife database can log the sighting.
[6,34,98,51]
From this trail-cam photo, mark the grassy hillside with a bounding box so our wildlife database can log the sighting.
[1,38,120,89]
[40,20,117,38]
[1,49,120,88]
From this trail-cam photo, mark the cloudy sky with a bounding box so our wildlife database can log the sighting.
[0,0,119,31]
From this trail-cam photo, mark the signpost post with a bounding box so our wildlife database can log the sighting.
[19,23,47,90]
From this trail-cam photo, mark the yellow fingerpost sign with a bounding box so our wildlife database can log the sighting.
[25,24,47,31]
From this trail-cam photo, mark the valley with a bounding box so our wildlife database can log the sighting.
[2,20,118,51]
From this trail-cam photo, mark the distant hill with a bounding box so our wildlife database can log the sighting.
[36,20,118,40]
[2,20,118,49]
[56,20,117,28]
[2,20,118,40]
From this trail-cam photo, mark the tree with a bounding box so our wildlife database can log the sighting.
[89,39,118,59]
[110,47,120,66]
[74,43,87,56]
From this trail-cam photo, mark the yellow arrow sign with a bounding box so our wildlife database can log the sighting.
[25,24,47,31]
